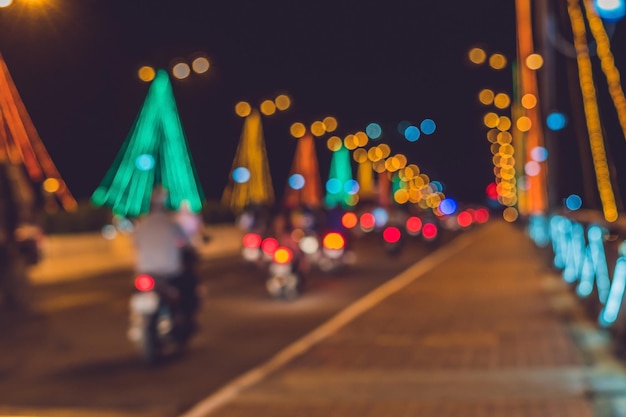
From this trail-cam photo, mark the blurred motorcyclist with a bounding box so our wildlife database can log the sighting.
[132,187,200,325]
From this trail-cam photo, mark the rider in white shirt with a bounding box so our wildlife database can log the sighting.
[133,188,189,278]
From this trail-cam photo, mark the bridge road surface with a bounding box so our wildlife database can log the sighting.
[0,223,457,416]
[180,220,626,417]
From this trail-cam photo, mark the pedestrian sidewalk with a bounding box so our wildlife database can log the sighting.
[28,223,244,285]
[181,220,626,417]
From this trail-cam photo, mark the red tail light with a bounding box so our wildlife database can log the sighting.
[422,223,438,240]
[261,237,279,255]
[323,232,346,250]
[243,232,262,248]
[382,226,401,243]
[457,211,473,228]
[359,212,376,231]
[273,247,293,264]
[406,216,423,235]
[135,274,155,291]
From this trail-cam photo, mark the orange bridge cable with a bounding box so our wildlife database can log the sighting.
[0,83,42,180]
[583,0,626,140]
[515,0,548,215]
[567,0,618,222]
[0,55,77,210]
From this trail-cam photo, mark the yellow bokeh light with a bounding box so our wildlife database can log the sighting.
[373,160,387,173]
[521,93,537,109]
[385,157,400,172]
[525,53,544,70]
[344,134,357,150]
[394,189,410,204]
[290,122,306,138]
[311,121,326,137]
[353,148,368,163]
[494,93,511,109]
[260,99,277,116]
[489,53,507,70]
[327,135,343,152]
[394,154,408,169]
[138,66,156,82]
[497,131,512,145]
[43,178,60,193]
[486,129,499,143]
[323,116,338,132]
[499,144,515,156]
[275,94,291,111]
[502,207,520,223]
[516,116,532,132]
[368,146,383,162]
[468,47,487,65]
[355,131,369,147]
[379,144,391,158]
[172,62,191,79]
[479,89,495,105]
[484,112,500,128]
[0,0,13,7]
[497,116,512,131]
[191,57,210,74]
[235,101,252,118]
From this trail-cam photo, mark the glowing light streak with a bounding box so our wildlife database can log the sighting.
[92,69,204,216]
[567,0,618,222]
[584,0,626,142]
[599,255,626,326]
[515,0,548,215]
[222,109,275,212]
[0,52,77,211]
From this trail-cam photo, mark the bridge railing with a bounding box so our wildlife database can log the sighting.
[528,211,626,345]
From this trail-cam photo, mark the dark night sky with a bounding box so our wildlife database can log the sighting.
[1,0,624,209]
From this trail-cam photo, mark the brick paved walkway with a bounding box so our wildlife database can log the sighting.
[182,220,626,417]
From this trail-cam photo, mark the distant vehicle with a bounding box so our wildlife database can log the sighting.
[266,245,304,301]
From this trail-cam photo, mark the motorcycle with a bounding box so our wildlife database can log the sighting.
[265,245,304,301]
[127,272,197,366]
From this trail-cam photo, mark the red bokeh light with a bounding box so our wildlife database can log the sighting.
[382,226,402,243]
[457,211,473,228]
[261,237,279,255]
[406,216,423,234]
[242,232,262,248]
[422,223,438,240]
[135,274,155,291]
[360,212,376,230]
[474,208,490,223]
[486,182,498,200]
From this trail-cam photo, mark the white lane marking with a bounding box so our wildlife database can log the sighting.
[180,228,482,417]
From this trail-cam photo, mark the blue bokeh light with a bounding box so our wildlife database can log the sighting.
[594,0,626,22]
[135,154,155,171]
[397,120,411,135]
[546,112,567,131]
[232,167,251,183]
[404,126,421,142]
[420,118,436,135]
[366,123,382,139]
[565,194,583,211]
[530,146,548,162]
[372,207,389,227]
[430,181,444,193]
[326,178,342,194]
[344,179,360,195]
[289,174,305,190]
[439,198,458,215]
